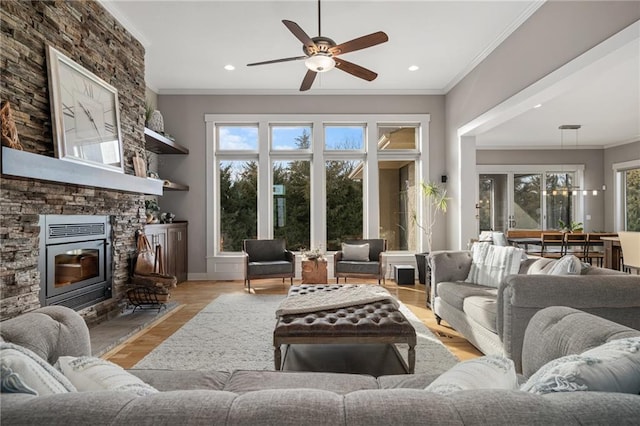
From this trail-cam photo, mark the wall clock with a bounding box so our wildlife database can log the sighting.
[46,45,124,172]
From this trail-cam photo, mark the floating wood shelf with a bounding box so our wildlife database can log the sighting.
[163,181,189,191]
[144,127,189,154]
[1,147,164,195]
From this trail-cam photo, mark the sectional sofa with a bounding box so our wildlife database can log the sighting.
[2,305,640,425]
[430,250,640,372]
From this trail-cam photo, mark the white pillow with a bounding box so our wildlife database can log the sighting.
[425,355,517,395]
[56,356,158,397]
[0,342,77,395]
[521,337,640,395]
[547,255,583,275]
[341,243,370,261]
[465,242,525,288]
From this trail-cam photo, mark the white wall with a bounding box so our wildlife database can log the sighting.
[156,95,445,275]
[445,1,640,249]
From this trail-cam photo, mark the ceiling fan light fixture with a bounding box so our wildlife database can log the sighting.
[305,54,335,72]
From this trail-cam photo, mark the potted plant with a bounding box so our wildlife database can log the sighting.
[413,181,449,285]
[558,219,584,233]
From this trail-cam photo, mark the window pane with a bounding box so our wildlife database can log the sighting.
[325,126,364,150]
[219,161,257,251]
[379,160,416,251]
[625,168,640,231]
[271,126,312,150]
[378,126,417,150]
[326,160,363,251]
[218,126,258,150]
[513,173,541,229]
[545,172,575,229]
[273,160,310,250]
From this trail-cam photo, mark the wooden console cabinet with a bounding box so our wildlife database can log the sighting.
[145,222,188,283]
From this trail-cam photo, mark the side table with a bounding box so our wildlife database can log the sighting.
[301,259,328,284]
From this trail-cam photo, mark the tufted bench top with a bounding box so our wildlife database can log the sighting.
[274,285,417,373]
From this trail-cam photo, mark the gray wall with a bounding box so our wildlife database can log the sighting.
[445,1,640,248]
[157,95,445,274]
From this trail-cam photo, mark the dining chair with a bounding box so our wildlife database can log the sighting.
[584,233,617,267]
[617,231,640,274]
[563,232,588,261]
[540,233,565,259]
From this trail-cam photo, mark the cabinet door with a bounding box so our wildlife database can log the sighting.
[167,225,187,282]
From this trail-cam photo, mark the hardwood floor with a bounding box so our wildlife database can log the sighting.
[103,279,482,368]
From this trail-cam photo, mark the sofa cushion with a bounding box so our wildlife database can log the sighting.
[521,337,640,395]
[463,296,498,333]
[56,356,158,397]
[425,355,517,395]
[437,281,497,311]
[0,343,76,396]
[342,243,370,261]
[224,370,378,394]
[335,260,380,275]
[465,242,524,288]
[128,369,230,391]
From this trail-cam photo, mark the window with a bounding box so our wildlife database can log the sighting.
[273,160,310,250]
[325,160,363,250]
[624,168,640,231]
[205,114,429,279]
[545,172,575,230]
[219,160,257,251]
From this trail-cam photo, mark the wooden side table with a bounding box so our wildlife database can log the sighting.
[301,259,328,284]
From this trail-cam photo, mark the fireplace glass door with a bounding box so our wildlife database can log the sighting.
[47,240,105,298]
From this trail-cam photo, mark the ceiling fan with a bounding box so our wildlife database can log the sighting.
[247,0,388,91]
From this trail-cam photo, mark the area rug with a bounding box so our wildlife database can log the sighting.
[133,294,459,374]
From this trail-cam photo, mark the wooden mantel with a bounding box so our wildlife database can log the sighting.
[1,146,163,195]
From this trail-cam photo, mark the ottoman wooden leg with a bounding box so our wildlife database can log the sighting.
[408,343,416,374]
[274,344,282,370]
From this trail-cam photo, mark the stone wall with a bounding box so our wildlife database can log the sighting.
[0,0,148,323]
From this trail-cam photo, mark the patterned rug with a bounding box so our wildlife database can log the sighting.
[133,293,459,374]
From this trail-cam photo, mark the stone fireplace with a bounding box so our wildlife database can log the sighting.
[0,1,150,324]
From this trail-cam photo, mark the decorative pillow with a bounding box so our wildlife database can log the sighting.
[465,242,525,288]
[0,342,77,396]
[547,255,583,275]
[342,243,370,261]
[521,337,640,395]
[425,355,517,395]
[56,356,158,397]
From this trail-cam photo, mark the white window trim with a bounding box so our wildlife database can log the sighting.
[204,113,430,280]
[612,159,640,231]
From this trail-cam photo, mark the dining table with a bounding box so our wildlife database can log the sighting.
[600,236,622,270]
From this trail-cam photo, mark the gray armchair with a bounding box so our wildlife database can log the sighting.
[243,239,295,291]
[334,239,387,284]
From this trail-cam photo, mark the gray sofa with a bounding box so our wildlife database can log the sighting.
[430,250,640,372]
[2,305,640,425]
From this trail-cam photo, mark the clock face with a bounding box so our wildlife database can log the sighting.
[48,46,124,172]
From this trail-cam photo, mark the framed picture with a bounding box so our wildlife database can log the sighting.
[46,45,124,173]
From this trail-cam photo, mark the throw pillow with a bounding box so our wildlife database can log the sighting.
[547,255,582,275]
[521,337,640,395]
[465,242,525,288]
[56,356,159,397]
[425,355,517,395]
[0,342,77,396]
[342,243,370,261]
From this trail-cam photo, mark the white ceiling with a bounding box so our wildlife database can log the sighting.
[101,0,640,149]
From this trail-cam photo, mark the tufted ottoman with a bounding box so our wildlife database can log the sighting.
[274,285,416,374]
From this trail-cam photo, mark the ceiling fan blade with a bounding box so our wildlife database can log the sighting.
[282,20,317,53]
[247,56,307,67]
[330,31,388,56]
[300,70,317,91]
[335,58,378,81]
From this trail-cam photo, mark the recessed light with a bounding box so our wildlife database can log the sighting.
[533,104,542,109]
[224,64,235,71]
[408,65,419,71]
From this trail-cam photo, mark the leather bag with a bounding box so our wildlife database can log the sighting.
[134,232,156,275]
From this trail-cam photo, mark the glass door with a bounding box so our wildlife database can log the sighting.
[478,174,508,232]
[513,173,542,230]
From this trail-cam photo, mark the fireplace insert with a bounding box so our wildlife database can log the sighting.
[39,215,112,310]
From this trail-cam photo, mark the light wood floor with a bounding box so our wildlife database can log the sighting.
[103,279,482,368]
